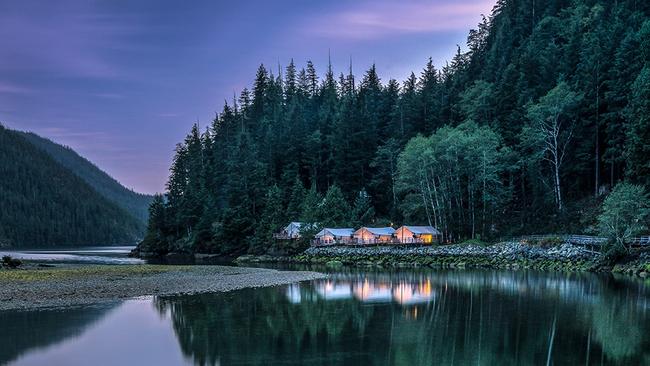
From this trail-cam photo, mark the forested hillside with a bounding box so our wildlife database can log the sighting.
[18,131,153,223]
[0,125,144,247]
[139,0,650,256]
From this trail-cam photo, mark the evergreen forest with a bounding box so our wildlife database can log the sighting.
[139,0,650,256]
[0,125,144,247]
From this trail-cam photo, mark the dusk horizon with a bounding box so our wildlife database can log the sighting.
[0,0,495,194]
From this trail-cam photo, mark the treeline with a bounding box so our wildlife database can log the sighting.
[0,125,144,247]
[140,0,650,256]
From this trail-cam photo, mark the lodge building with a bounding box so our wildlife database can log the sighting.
[276,223,440,246]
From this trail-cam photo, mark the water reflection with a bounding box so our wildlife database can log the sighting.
[313,276,434,305]
[0,304,116,365]
[154,269,650,366]
[2,269,650,366]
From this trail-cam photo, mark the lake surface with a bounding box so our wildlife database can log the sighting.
[0,246,142,265]
[1,254,650,365]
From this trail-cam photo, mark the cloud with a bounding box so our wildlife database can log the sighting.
[306,1,495,40]
[0,81,33,94]
[0,1,144,80]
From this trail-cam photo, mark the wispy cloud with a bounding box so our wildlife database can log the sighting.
[306,1,494,40]
[37,127,108,141]
[0,2,143,80]
[0,81,33,94]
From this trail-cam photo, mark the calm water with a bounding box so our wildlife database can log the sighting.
[0,246,142,265]
[1,261,650,365]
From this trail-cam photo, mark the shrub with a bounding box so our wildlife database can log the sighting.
[597,183,650,252]
[459,239,489,247]
[2,255,22,269]
[602,239,627,264]
[538,236,564,248]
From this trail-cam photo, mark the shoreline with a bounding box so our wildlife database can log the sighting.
[0,264,326,311]
[235,242,650,277]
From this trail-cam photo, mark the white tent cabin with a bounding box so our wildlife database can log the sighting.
[353,227,396,245]
[313,228,355,245]
[394,226,440,244]
[273,222,304,240]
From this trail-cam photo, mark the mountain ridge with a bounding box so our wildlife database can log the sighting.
[17,131,153,223]
[0,124,145,247]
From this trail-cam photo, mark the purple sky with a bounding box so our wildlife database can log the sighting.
[0,0,495,194]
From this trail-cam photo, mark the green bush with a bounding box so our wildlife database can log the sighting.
[602,239,627,264]
[598,183,650,252]
[2,255,22,269]
[458,239,489,247]
[538,237,564,248]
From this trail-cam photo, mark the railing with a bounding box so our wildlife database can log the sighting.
[311,239,352,247]
[505,234,650,247]
[311,237,429,247]
[273,233,298,240]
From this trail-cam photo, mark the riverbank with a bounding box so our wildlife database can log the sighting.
[236,242,650,277]
[0,264,325,311]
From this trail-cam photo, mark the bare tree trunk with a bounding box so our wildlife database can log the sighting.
[595,61,600,197]
[420,180,433,227]
[424,174,438,229]
[554,156,562,211]
[482,151,487,238]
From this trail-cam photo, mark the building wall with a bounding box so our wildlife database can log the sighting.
[354,229,375,243]
[395,227,415,243]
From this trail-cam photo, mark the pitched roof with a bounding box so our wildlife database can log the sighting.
[357,227,396,236]
[403,226,440,235]
[316,228,355,237]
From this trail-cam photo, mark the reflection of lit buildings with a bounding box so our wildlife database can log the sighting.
[353,279,393,303]
[311,277,436,306]
[392,280,435,305]
[315,281,353,300]
[285,284,302,304]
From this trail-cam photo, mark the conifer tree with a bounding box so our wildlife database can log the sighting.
[351,189,375,227]
[318,185,351,227]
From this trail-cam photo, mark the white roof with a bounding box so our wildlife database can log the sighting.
[403,226,440,235]
[316,228,355,238]
[285,222,302,230]
[357,227,396,236]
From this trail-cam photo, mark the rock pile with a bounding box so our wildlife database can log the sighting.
[304,242,597,262]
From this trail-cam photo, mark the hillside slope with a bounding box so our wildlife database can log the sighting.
[0,125,144,247]
[18,131,153,223]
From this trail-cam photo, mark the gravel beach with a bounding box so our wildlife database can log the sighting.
[0,265,326,311]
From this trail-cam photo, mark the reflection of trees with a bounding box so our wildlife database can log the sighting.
[156,270,650,366]
[579,277,648,363]
[0,304,115,365]
[154,287,378,365]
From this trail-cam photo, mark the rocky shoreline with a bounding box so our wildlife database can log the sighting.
[236,242,650,277]
[0,264,326,311]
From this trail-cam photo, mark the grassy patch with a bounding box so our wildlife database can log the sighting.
[0,264,194,282]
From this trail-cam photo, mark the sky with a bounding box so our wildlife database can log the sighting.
[0,0,496,194]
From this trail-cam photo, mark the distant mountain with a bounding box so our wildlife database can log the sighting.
[18,131,153,223]
[0,125,144,247]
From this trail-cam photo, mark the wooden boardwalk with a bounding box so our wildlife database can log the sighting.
[505,234,650,248]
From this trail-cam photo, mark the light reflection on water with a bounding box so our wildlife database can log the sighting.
[2,267,649,366]
[0,246,142,265]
